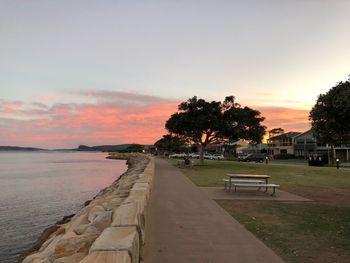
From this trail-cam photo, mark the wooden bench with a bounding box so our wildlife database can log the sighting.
[223,179,264,190]
[232,183,280,196]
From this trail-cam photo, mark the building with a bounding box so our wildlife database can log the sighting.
[293,130,317,158]
[267,132,301,156]
[292,129,350,161]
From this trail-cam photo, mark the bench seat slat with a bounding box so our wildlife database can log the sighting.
[232,183,279,187]
[223,179,264,183]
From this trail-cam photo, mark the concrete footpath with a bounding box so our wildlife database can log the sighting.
[141,158,284,263]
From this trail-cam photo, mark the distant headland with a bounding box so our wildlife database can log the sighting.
[0,144,144,152]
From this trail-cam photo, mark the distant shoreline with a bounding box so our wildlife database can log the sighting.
[0,144,137,152]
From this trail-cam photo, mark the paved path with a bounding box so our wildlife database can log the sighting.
[141,158,284,263]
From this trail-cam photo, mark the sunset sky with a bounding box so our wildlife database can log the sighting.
[1,1,350,148]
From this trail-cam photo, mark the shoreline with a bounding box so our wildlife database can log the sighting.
[20,153,154,263]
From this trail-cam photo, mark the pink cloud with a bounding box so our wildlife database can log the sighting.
[0,93,311,148]
[258,106,311,132]
[0,100,24,114]
[0,93,179,148]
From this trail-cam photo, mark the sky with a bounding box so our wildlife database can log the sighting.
[1,0,350,148]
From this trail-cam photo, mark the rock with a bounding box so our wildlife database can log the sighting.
[19,225,59,262]
[53,252,86,263]
[56,214,75,225]
[22,255,49,263]
[65,213,89,233]
[53,232,99,259]
[79,251,131,263]
[112,202,141,227]
[112,201,145,244]
[84,226,100,234]
[89,226,139,263]
[74,224,101,235]
[87,206,107,222]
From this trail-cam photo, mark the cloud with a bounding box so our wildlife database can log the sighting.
[75,90,177,106]
[0,92,311,148]
[0,99,24,114]
[0,92,179,148]
[258,106,311,132]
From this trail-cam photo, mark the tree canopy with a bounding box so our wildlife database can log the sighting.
[154,134,187,153]
[268,128,285,138]
[309,78,350,146]
[165,96,266,164]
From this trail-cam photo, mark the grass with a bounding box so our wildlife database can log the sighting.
[169,158,350,262]
[217,200,350,263]
[172,159,350,189]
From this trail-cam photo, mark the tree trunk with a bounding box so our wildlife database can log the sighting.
[199,144,205,165]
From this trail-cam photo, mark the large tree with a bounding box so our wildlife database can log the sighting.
[309,78,350,148]
[165,96,266,164]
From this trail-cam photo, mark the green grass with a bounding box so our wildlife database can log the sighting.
[172,159,350,189]
[217,200,350,263]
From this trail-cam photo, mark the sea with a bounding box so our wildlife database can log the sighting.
[0,151,127,263]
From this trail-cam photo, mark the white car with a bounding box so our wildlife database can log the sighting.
[204,153,213,160]
[212,154,224,160]
[169,153,187,158]
[189,153,200,159]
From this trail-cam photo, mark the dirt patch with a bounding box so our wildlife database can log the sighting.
[284,186,350,207]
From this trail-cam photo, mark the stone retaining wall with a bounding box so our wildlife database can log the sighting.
[22,153,154,263]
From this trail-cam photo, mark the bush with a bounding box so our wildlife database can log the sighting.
[274,153,295,159]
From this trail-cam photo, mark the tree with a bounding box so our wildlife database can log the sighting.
[268,128,285,138]
[154,134,187,154]
[165,96,266,164]
[309,78,350,163]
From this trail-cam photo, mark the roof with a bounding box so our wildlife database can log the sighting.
[293,129,313,139]
[269,132,302,140]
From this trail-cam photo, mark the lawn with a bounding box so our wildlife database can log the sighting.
[170,159,350,263]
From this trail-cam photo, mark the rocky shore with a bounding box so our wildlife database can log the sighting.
[21,153,154,263]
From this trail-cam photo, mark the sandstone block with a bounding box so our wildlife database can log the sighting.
[79,251,131,263]
[112,202,139,226]
[53,252,86,263]
[22,255,49,263]
[53,232,99,259]
[89,226,139,263]
[87,206,106,222]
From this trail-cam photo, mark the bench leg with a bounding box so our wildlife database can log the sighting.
[271,187,277,196]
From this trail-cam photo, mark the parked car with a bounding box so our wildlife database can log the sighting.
[189,153,200,159]
[212,154,224,160]
[241,153,265,163]
[169,153,187,158]
[204,153,213,160]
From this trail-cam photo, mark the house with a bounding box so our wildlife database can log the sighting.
[292,129,350,161]
[267,132,302,156]
[293,130,317,158]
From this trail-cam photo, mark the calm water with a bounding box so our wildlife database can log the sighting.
[0,151,127,263]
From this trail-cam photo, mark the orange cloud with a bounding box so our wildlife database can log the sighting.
[258,106,311,132]
[0,93,312,148]
[0,93,179,148]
